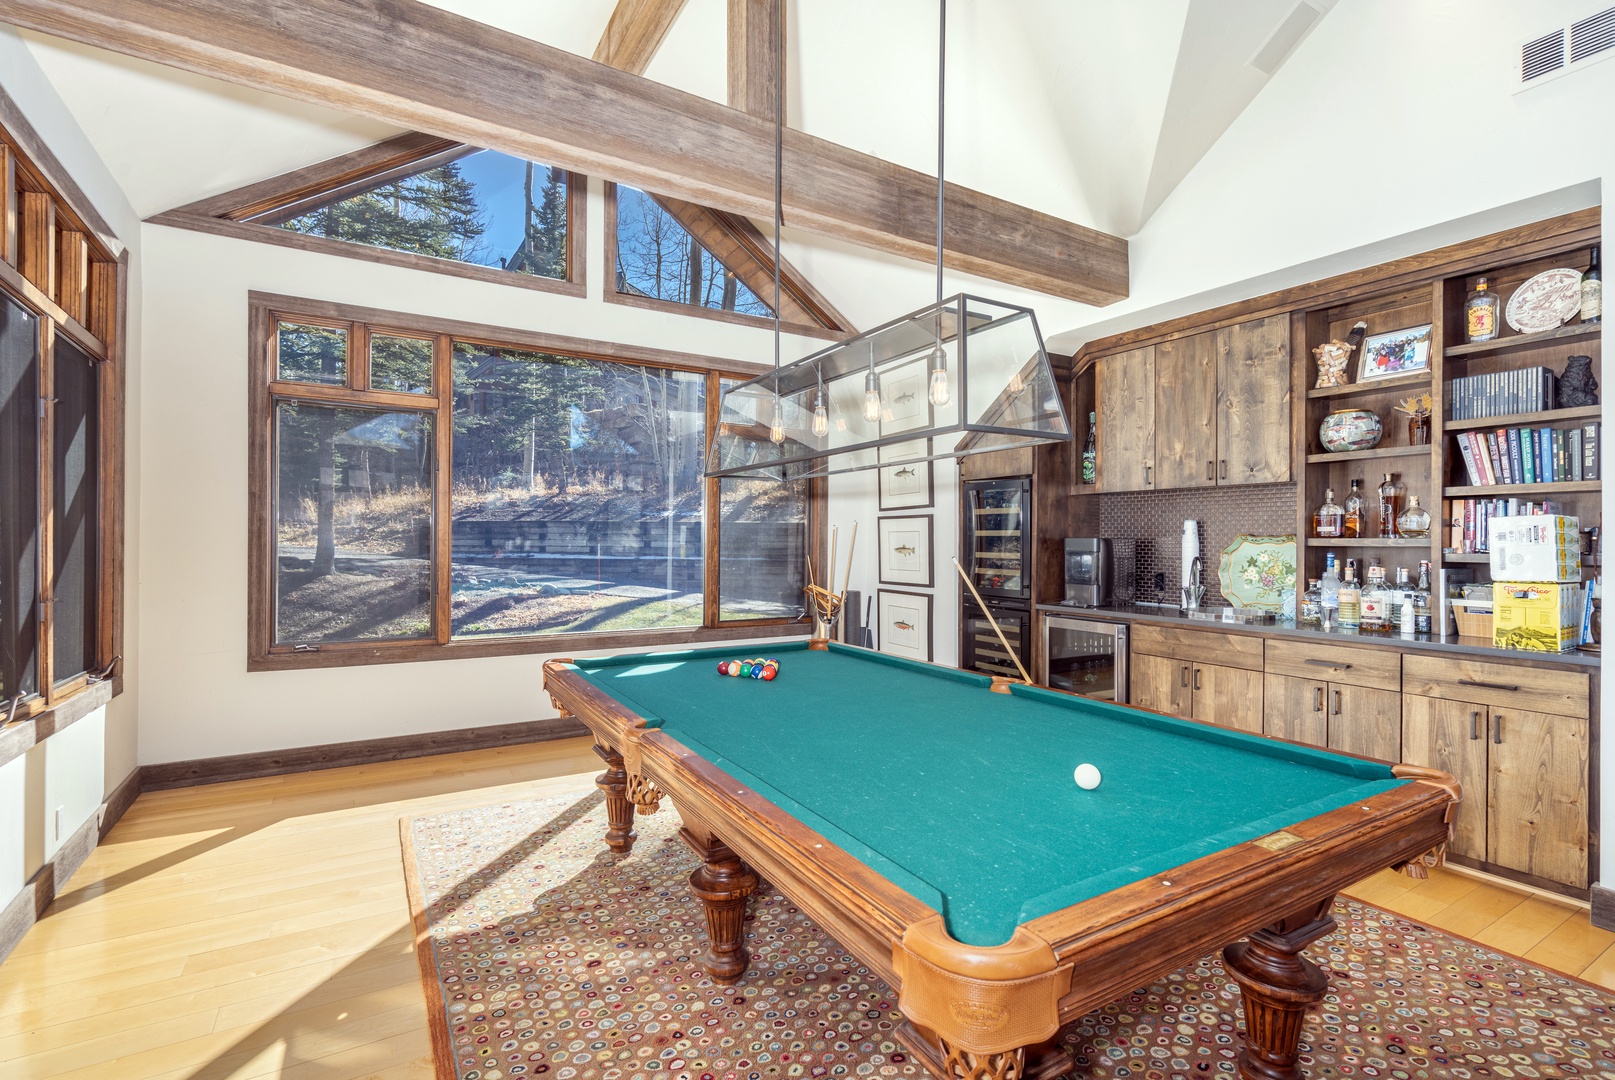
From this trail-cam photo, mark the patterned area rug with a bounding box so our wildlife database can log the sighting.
[401,790,1615,1080]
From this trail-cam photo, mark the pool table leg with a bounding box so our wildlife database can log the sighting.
[682,827,758,984]
[898,1023,1072,1080]
[592,743,637,854]
[1222,896,1336,1080]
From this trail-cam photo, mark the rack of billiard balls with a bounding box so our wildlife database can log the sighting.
[717,657,780,681]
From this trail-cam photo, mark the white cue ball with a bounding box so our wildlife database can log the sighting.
[1074,763,1102,790]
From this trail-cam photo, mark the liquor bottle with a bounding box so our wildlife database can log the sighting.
[1313,488,1344,537]
[1392,565,1412,626]
[1584,245,1602,324]
[1319,552,1341,624]
[1466,277,1501,342]
[1413,561,1434,635]
[1081,412,1098,484]
[1342,479,1365,538]
[1397,494,1432,539]
[1299,578,1323,626]
[1337,559,1361,629]
[1377,472,1405,538]
[1360,561,1390,630]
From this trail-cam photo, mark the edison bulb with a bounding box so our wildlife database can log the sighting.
[863,371,882,422]
[769,399,787,444]
[811,389,828,437]
[928,348,950,406]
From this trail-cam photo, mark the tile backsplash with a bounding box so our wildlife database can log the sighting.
[1097,484,1297,606]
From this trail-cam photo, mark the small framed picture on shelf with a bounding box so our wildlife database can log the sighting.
[878,515,934,587]
[877,589,933,662]
[1358,324,1433,382]
[878,438,933,511]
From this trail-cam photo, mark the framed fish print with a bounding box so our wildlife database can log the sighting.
[881,364,931,435]
[878,438,933,511]
[878,515,934,587]
[877,589,933,662]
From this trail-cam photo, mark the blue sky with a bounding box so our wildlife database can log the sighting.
[456,149,562,268]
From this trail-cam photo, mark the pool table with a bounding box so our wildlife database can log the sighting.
[542,641,1459,1080]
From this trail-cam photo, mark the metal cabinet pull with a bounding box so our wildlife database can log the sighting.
[1459,677,1520,692]
[1180,665,1189,688]
[1313,686,1324,712]
[1220,459,1228,479]
[1331,689,1341,715]
[1193,667,1202,691]
[1145,464,1152,485]
[1493,713,1503,744]
[1304,659,1350,669]
[1470,710,1482,740]
[1207,460,1215,481]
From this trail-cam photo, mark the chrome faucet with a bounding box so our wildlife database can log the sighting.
[1182,555,1206,612]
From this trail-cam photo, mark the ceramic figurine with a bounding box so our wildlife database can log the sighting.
[1560,355,1598,407]
[1312,340,1353,388]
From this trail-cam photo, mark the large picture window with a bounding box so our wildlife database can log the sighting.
[250,296,817,669]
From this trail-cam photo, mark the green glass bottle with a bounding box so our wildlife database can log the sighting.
[1081,411,1097,484]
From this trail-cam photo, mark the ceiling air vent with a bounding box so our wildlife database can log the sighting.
[1521,29,1566,82]
[1517,6,1615,92]
[1570,6,1615,62]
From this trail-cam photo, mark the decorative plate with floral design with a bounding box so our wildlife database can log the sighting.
[1506,268,1583,333]
[1219,534,1298,611]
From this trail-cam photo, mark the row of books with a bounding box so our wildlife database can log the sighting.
[1448,367,1556,421]
[1453,421,1601,486]
[1445,498,1563,554]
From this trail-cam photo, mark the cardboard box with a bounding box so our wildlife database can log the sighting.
[1488,515,1581,582]
[1493,582,1581,653]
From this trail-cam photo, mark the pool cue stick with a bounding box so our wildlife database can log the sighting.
[828,526,837,606]
[833,521,858,636]
[951,557,1033,685]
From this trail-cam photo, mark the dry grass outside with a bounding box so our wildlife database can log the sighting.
[450,588,702,636]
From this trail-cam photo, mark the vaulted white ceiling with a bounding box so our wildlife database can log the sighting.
[16,0,1337,332]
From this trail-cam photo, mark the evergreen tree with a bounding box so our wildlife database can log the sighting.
[282,160,486,262]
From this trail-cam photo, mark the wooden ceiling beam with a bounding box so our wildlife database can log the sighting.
[592,0,687,73]
[728,0,781,121]
[0,0,1128,305]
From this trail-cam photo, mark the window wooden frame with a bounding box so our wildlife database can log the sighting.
[0,86,126,731]
[152,133,587,299]
[604,181,852,341]
[248,292,825,672]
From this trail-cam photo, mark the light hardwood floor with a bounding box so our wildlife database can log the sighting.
[0,738,1610,1080]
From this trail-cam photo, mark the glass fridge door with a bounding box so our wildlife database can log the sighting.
[967,479,1030,599]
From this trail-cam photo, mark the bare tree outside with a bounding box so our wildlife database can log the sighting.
[615,186,772,317]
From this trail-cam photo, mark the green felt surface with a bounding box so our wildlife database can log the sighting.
[569,643,1406,948]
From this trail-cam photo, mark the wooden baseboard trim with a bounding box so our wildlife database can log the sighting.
[141,716,590,791]
[100,765,143,840]
[0,798,105,966]
[1444,855,1589,906]
[1592,882,1615,930]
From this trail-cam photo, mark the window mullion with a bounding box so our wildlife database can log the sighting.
[433,333,453,645]
[36,316,54,700]
[703,370,720,629]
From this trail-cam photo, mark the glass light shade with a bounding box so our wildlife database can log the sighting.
[927,347,950,406]
[706,293,1070,479]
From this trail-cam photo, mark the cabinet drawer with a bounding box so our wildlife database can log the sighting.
[1265,639,1401,692]
[1130,623,1264,670]
[1402,654,1589,718]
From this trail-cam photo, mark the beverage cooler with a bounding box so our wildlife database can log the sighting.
[960,478,1032,678]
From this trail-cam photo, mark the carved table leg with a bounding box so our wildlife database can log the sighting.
[896,1022,1070,1080]
[681,828,758,983]
[593,743,637,854]
[1222,897,1337,1080]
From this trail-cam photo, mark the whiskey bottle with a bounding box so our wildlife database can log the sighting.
[1342,479,1364,538]
[1584,246,1602,325]
[1313,488,1344,537]
[1377,472,1405,538]
[1360,561,1390,630]
[1081,412,1097,484]
[1337,559,1361,629]
[1466,277,1501,342]
[1300,578,1323,626]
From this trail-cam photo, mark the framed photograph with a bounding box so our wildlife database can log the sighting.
[877,589,933,662]
[881,364,931,435]
[878,438,933,511]
[1357,324,1433,382]
[878,515,934,587]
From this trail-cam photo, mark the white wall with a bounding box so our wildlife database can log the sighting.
[1041,0,1613,882]
[136,178,826,764]
[0,27,141,909]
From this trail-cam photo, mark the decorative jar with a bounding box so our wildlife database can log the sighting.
[1319,409,1383,453]
[1407,414,1430,445]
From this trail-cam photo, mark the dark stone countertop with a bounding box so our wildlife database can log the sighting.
[1035,602,1602,670]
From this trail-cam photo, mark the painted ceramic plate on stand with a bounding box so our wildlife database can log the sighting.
[1219,535,1298,611]
[1506,268,1583,333]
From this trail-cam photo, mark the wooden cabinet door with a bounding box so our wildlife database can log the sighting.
[1097,346,1155,491]
[1488,706,1589,888]
[1192,663,1263,733]
[1262,673,1327,746]
[1401,695,1488,861]
[1218,315,1291,485]
[1153,331,1218,490]
[1132,652,1189,718]
[1327,685,1402,762]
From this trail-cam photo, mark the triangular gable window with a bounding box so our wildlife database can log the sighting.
[615,185,772,316]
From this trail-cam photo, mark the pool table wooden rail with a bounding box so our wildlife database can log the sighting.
[542,657,1460,1080]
